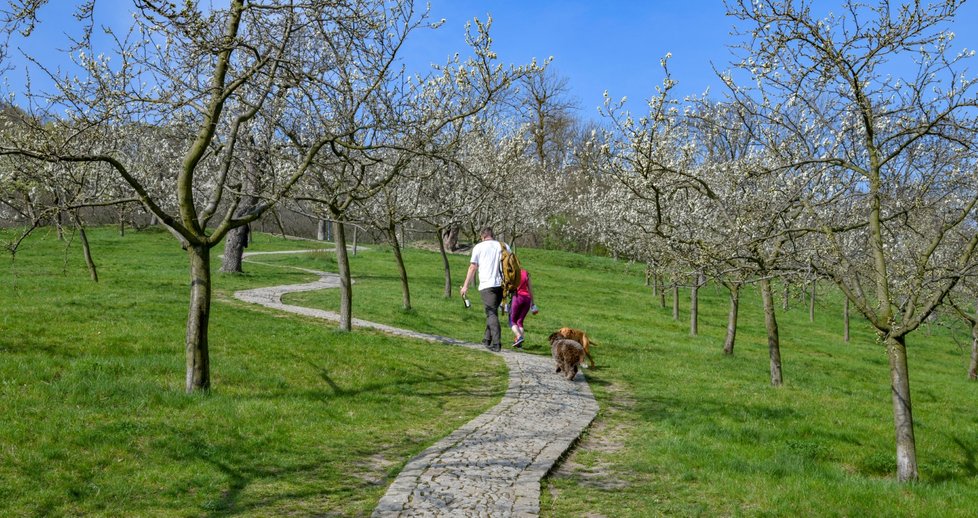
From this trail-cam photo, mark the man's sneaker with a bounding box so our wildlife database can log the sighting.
[513,336,524,348]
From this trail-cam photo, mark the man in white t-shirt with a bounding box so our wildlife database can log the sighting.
[460,227,507,352]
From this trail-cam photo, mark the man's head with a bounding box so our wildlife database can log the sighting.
[480,227,495,241]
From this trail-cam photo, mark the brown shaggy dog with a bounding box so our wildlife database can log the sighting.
[554,327,596,368]
[548,332,587,381]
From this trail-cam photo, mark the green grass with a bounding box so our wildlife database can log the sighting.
[0,227,507,517]
[4,228,978,516]
[279,242,978,517]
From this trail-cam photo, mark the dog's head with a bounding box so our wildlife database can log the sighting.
[555,327,591,348]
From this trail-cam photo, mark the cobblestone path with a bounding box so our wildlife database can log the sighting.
[234,250,599,517]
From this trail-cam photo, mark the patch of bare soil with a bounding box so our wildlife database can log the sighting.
[407,241,472,254]
[548,382,636,493]
[353,453,396,487]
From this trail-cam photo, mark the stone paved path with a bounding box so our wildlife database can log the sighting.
[234,250,599,517]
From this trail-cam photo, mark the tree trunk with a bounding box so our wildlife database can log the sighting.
[352,226,359,256]
[968,321,977,380]
[760,278,783,387]
[885,334,918,482]
[118,208,126,237]
[79,226,98,282]
[220,223,249,273]
[54,194,65,241]
[56,209,65,241]
[968,305,977,380]
[185,244,212,392]
[442,224,459,252]
[782,280,789,311]
[78,224,99,283]
[439,227,453,298]
[334,218,353,332]
[672,284,680,321]
[844,297,851,343]
[271,208,287,238]
[658,276,666,308]
[70,213,99,283]
[388,225,411,310]
[317,218,328,241]
[809,279,816,322]
[724,283,739,355]
[690,275,699,336]
[220,191,256,273]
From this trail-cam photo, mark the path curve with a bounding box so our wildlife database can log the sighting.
[233,250,599,516]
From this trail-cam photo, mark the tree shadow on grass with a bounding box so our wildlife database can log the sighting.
[196,448,387,517]
[954,435,978,477]
[238,372,499,405]
[925,435,978,483]
[632,394,864,449]
[280,355,503,402]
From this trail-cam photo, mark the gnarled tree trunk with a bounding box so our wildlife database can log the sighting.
[442,224,459,252]
[220,189,257,273]
[220,223,249,273]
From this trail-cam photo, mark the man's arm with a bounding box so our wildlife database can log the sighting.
[460,263,478,298]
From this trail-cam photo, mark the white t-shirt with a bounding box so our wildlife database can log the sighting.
[470,239,508,291]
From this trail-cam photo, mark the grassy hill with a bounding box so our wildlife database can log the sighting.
[2,226,977,516]
[0,227,506,516]
[286,239,978,517]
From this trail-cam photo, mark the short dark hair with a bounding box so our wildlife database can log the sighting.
[480,227,494,239]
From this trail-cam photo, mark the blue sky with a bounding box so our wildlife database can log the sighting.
[4,1,977,121]
[416,0,978,119]
[409,1,735,117]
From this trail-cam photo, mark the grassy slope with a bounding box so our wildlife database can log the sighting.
[285,243,978,517]
[0,228,506,517]
[4,228,977,516]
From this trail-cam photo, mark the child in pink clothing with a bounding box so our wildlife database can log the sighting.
[508,269,534,348]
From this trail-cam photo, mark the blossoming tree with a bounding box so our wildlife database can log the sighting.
[0,0,499,392]
[725,0,978,481]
